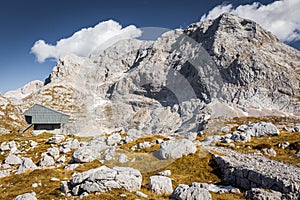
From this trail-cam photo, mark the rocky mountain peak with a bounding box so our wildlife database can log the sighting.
[4,80,44,102]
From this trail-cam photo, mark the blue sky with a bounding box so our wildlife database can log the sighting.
[0,0,299,93]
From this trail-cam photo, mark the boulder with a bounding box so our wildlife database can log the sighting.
[62,166,142,196]
[13,192,37,200]
[46,147,60,159]
[230,131,251,142]
[171,184,212,200]
[38,154,55,167]
[107,133,122,146]
[158,139,197,159]
[5,153,22,165]
[149,175,173,194]
[17,158,38,173]
[47,135,65,144]
[248,122,280,137]
[103,147,116,161]
[72,142,107,163]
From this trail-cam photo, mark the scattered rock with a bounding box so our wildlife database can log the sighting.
[39,154,55,167]
[149,175,173,194]
[17,158,38,173]
[62,166,142,196]
[118,154,128,163]
[136,191,148,198]
[220,125,233,133]
[64,164,79,171]
[29,140,38,148]
[171,184,212,200]
[107,133,122,146]
[103,147,116,161]
[50,177,60,182]
[158,139,197,159]
[13,192,37,200]
[72,142,107,163]
[157,170,171,177]
[230,131,251,142]
[137,141,152,149]
[261,148,277,157]
[247,122,280,137]
[277,142,290,149]
[61,138,80,149]
[47,135,65,144]
[4,153,22,165]
[293,125,300,132]
[245,188,282,200]
[120,194,127,198]
[56,155,66,164]
[32,183,38,188]
[47,147,60,159]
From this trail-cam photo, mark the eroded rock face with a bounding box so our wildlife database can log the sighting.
[185,13,300,115]
[61,166,142,196]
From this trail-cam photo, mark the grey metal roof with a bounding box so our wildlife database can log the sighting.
[23,104,70,124]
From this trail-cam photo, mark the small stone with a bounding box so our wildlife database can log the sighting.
[120,194,127,198]
[136,191,148,198]
[64,164,79,171]
[157,170,171,177]
[32,183,38,188]
[50,177,60,182]
[230,188,241,194]
[29,140,38,148]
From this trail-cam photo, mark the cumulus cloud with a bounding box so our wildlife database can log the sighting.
[31,20,142,63]
[201,0,300,42]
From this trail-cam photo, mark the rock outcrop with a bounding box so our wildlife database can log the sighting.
[210,147,300,199]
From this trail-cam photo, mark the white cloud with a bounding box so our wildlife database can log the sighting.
[201,0,300,42]
[31,20,142,63]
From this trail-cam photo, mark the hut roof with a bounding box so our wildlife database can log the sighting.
[23,104,69,124]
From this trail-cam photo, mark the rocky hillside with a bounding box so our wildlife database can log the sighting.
[4,80,43,103]
[0,94,25,133]
[3,13,300,136]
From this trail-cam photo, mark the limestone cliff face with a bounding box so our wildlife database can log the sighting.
[3,13,300,135]
[185,13,300,114]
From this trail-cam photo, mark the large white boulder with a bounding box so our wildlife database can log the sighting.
[149,175,173,194]
[158,139,197,159]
